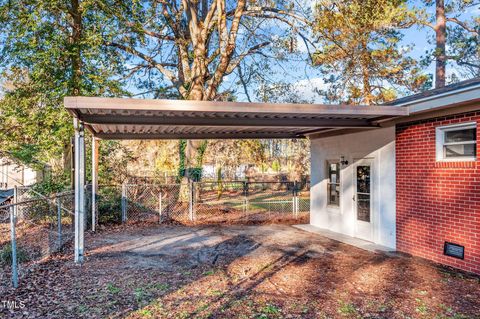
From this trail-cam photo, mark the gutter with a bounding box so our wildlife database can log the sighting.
[390,82,480,109]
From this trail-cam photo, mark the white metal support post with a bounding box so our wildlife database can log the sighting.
[91,137,99,232]
[74,119,85,263]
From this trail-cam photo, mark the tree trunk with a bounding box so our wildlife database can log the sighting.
[178,86,209,203]
[67,0,83,187]
[361,39,372,105]
[435,0,446,88]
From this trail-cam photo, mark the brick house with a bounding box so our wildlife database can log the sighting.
[66,82,479,267]
[310,78,480,274]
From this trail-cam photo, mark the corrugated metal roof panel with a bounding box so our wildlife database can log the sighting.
[65,97,408,139]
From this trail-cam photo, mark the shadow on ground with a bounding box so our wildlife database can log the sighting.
[1,224,480,318]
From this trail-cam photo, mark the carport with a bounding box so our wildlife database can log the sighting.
[64,96,408,263]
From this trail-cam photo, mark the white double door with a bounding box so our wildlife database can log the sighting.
[353,159,374,242]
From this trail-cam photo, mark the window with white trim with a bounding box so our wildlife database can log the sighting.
[436,122,477,161]
[327,161,340,206]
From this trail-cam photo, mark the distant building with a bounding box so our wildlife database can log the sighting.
[0,156,44,189]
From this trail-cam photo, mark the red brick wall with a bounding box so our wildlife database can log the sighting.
[396,111,480,274]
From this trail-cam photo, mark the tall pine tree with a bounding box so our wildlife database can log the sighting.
[312,0,429,105]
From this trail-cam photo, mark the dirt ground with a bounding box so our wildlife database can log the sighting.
[1,223,480,319]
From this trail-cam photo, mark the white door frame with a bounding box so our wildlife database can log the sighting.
[353,158,374,242]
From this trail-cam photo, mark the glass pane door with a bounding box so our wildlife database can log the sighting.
[356,165,371,222]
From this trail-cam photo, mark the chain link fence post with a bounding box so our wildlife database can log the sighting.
[10,205,18,288]
[292,181,296,218]
[13,185,18,218]
[121,183,127,223]
[189,181,194,222]
[57,197,62,249]
[243,181,249,215]
[158,189,163,223]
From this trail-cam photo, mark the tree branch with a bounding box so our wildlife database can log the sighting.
[124,21,175,41]
[237,63,252,102]
[106,41,185,95]
[226,41,270,74]
[245,6,311,25]
[446,17,479,35]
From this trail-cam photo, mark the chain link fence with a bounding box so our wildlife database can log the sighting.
[0,191,74,290]
[0,180,309,289]
[123,184,190,223]
[195,181,247,223]
[120,181,310,225]
[297,181,311,213]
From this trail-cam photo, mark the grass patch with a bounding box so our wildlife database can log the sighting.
[137,309,153,318]
[337,301,357,316]
[262,304,280,315]
[415,298,428,315]
[106,283,121,294]
[0,244,30,265]
[203,269,215,276]
[149,282,170,292]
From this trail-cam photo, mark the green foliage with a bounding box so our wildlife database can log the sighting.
[313,0,429,104]
[446,24,480,78]
[0,244,29,265]
[97,187,123,224]
[106,282,121,294]
[196,141,208,167]
[420,0,479,81]
[178,140,205,181]
[96,140,133,185]
[30,172,70,195]
[0,86,73,166]
[337,301,357,316]
[271,160,281,172]
[0,0,126,166]
[178,168,203,182]
[261,304,280,315]
[178,140,187,181]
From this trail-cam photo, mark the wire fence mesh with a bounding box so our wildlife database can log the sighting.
[195,181,247,223]
[124,184,190,223]
[0,191,74,291]
[297,181,311,213]
[0,180,309,289]
[120,181,310,225]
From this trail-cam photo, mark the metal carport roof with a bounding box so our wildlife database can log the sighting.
[65,96,409,263]
[64,97,409,140]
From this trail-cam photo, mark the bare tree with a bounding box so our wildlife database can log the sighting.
[100,0,311,181]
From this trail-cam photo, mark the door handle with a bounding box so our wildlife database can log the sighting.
[352,195,355,201]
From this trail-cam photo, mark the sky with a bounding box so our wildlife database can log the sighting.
[226,0,479,103]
